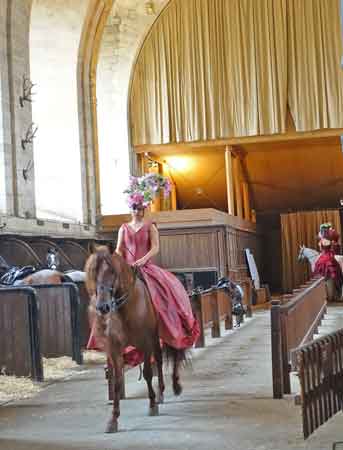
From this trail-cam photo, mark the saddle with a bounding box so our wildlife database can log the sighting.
[0,266,36,285]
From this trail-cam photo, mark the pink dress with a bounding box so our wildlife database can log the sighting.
[87,222,199,365]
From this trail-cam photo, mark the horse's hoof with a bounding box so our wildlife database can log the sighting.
[149,404,159,416]
[157,393,164,404]
[173,382,183,396]
[105,421,118,433]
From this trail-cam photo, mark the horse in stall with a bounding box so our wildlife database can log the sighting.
[0,254,74,286]
[85,246,187,433]
[298,245,343,301]
[46,248,86,282]
[0,249,86,287]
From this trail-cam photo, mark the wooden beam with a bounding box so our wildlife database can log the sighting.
[138,153,147,175]
[170,183,177,210]
[134,128,343,155]
[233,156,243,218]
[148,162,161,212]
[225,146,235,215]
[242,182,251,221]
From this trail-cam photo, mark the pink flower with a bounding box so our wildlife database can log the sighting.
[127,192,145,209]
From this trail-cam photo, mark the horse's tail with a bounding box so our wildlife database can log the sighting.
[163,344,190,396]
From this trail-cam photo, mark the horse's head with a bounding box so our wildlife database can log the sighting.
[85,247,132,316]
[298,245,305,262]
[46,248,60,270]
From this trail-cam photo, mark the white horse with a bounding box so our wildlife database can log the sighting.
[298,245,343,301]
[64,270,86,283]
[46,250,86,283]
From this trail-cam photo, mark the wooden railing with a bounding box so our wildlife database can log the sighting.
[291,329,343,438]
[271,277,327,399]
[190,279,253,347]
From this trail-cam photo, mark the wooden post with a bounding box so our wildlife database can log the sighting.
[211,290,221,338]
[271,299,284,398]
[224,290,233,330]
[244,279,253,318]
[191,293,205,348]
[149,162,161,212]
[120,369,126,399]
[225,146,235,215]
[170,182,177,210]
[242,182,251,221]
[233,156,243,218]
[139,153,147,176]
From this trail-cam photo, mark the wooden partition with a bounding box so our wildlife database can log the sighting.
[271,277,327,398]
[33,283,82,364]
[0,287,43,380]
[292,329,343,438]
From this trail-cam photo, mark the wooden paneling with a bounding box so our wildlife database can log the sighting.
[159,229,220,270]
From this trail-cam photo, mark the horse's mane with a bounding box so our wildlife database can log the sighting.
[85,246,134,296]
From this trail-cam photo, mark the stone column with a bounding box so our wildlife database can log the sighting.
[0,0,36,218]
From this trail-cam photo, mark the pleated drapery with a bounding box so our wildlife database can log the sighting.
[130,0,343,146]
[281,210,341,292]
[287,0,343,131]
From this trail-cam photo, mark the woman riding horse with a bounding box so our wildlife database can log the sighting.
[86,174,199,432]
[314,238,343,293]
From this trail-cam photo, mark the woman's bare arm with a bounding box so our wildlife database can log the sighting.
[115,226,125,257]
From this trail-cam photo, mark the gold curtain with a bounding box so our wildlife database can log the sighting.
[287,0,343,131]
[281,210,341,293]
[130,0,343,147]
[130,0,288,145]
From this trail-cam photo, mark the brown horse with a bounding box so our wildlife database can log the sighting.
[85,246,186,433]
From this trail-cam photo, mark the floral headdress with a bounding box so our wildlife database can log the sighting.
[124,173,171,209]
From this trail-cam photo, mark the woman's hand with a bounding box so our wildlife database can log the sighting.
[133,257,148,267]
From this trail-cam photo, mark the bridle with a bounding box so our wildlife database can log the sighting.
[96,265,138,314]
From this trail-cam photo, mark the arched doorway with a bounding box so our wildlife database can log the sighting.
[29,0,91,222]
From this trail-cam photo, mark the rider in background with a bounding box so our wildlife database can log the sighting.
[314,237,343,292]
[318,223,341,255]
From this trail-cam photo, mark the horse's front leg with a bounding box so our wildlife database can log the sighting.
[143,354,159,416]
[106,353,123,433]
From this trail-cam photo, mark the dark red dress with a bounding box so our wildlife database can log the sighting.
[314,248,343,290]
[87,222,199,365]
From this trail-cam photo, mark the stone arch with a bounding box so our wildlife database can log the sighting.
[29,0,91,222]
[95,0,169,215]
[29,0,113,224]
